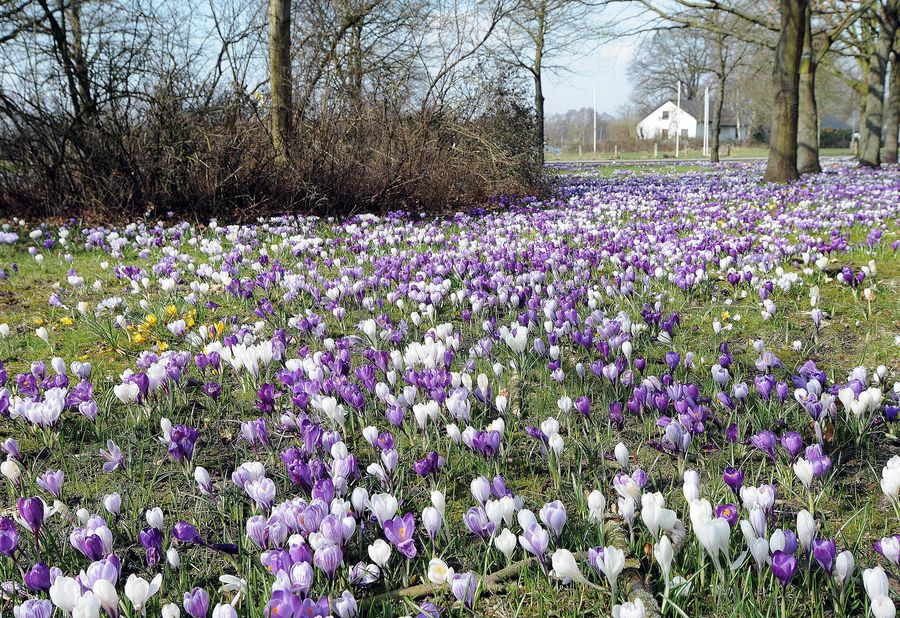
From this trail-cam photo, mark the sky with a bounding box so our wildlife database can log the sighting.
[543,39,637,116]
[540,1,646,117]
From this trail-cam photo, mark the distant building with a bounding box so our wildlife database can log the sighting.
[636,99,746,141]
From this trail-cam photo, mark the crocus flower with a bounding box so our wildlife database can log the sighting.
[17,497,43,545]
[173,521,202,544]
[450,572,477,609]
[723,467,743,495]
[750,430,777,461]
[36,469,63,499]
[0,516,18,556]
[139,527,164,566]
[13,599,53,618]
[100,440,124,472]
[518,523,549,562]
[771,550,797,588]
[812,538,837,574]
[183,587,210,618]
[167,424,199,464]
[539,500,567,539]
[24,562,51,592]
[780,432,804,460]
[383,513,417,558]
[314,543,344,580]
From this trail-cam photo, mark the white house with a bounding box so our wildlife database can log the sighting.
[636,99,744,141]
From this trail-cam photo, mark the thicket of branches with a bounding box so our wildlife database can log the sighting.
[0,0,544,220]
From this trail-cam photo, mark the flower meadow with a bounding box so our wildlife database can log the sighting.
[0,162,899,618]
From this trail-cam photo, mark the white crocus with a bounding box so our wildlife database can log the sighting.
[587,490,606,525]
[494,528,517,559]
[550,548,591,586]
[654,535,673,586]
[50,576,82,613]
[614,443,629,468]
[124,573,162,613]
[368,539,392,568]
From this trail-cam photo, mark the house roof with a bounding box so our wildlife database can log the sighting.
[641,99,739,127]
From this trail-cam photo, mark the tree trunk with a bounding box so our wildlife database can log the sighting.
[884,48,900,163]
[533,6,545,167]
[711,73,725,163]
[764,0,808,183]
[798,4,821,174]
[268,0,292,166]
[859,0,898,167]
[534,72,544,167]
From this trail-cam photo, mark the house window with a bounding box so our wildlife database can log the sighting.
[662,129,669,140]
[661,111,670,120]
[681,129,688,137]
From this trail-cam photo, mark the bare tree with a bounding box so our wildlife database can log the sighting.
[628,28,713,107]
[704,27,753,162]
[497,0,608,165]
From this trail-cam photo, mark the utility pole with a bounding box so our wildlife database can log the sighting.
[675,81,681,158]
[593,84,597,157]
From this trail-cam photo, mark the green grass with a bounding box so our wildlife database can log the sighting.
[0,167,897,617]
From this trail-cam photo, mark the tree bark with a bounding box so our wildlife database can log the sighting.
[764,0,808,183]
[533,3,546,167]
[798,4,821,174]
[268,0,292,166]
[859,0,898,167]
[711,73,725,163]
[884,48,900,163]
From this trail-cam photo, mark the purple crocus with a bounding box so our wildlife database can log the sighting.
[574,395,591,417]
[167,424,199,463]
[715,503,739,527]
[771,550,798,588]
[203,381,222,401]
[463,506,495,539]
[183,587,210,618]
[750,430,777,461]
[539,500,567,538]
[23,562,51,592]
[0,517,18,556]
[17,497,43,546]
[415,601,440,618]
[383,513,417,558]
[413,451,444,478]
[173,521,203,544]
[36,469,63,499]
[100,439,124,472]
[313,543,344,579]
[665,351,681,372]
[518,523,549,562]
[266,591,303,617]
[812,538,836,574]
[450,572,477,609]
[780,432,804,460]
[725,423,739,444]
[139,527,164,566]
[2,438,21,460]
[12,599,53,618]
[723,467,744,495]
